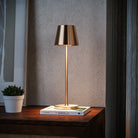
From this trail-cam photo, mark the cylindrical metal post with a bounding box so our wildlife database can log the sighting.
[65,46,68,106]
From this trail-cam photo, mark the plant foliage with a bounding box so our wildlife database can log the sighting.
[2,85,24,96]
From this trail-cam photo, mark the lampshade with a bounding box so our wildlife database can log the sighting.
[55,25,79,46]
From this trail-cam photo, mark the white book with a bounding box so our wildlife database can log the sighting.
[40,106,91,116]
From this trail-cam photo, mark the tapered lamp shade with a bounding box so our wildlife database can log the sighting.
[55,25,79,46]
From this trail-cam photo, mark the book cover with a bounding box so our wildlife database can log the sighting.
[40,106,91,116]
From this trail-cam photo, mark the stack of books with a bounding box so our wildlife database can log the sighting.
[40,106,91,116]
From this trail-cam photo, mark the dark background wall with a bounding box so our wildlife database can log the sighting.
[126,0,138,137]
[106,0,138,138]
[106,0,126,137]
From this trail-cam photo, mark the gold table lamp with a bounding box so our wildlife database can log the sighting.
[55,25,79,110]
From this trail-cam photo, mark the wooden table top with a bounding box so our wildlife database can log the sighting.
[0,106,105,137]
[0,106,105,127]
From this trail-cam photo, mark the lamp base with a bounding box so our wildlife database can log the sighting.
[55,104,79,110]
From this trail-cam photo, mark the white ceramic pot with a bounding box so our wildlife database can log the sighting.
[3,95,24,113]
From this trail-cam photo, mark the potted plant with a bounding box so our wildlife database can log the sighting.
[1,85,24,113]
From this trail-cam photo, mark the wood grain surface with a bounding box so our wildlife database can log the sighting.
[0,106,105,138]
[0,135,76,138]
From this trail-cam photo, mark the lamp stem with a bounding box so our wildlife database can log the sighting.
[65,46,68,106]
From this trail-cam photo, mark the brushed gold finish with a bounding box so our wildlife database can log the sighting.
[54,25,79,110]
[55,104,79,110]
[55,25,79,46]
[65,46,68,105]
